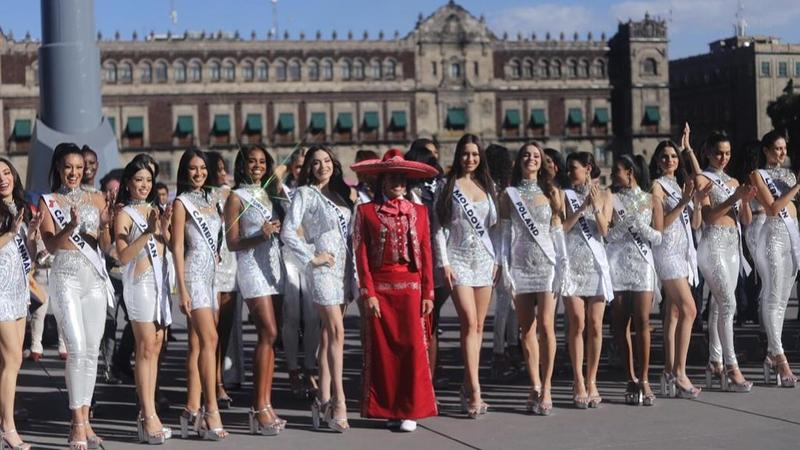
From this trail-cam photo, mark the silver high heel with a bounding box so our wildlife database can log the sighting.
[705,361,724,389]
[674,376,702,399]
[660,371,676,398]
[311,397,329,430]
[199,409,228,441]
[525,386,541,413]
[587,381,602,409]
[137,412,166,445]
[84,422,103,450]
[763,354,798,388]
[179,408,200,439]
[640,380,656,406]
[249,405,286,436]
[624,379,642,405]
[723,365,753,393]
[326,400,350,433]
[67,422,88,450]
[1,429,31,450]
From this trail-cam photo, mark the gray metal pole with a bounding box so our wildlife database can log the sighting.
[27,0,119,195]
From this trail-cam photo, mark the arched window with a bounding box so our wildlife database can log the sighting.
[155,61,168,82]
[371,60,382,79]
[578,59,590,78]
[322,60,333,80]
[308,61,320,81]
[451,62,462,78]
[210,61,221,81]
[257,61,269,81]
[353,60,365,79]
[593,59,606,78]
[189,61,202,82]
[289,60,301,81]
[642,58,658,76]
[174,62,186,82]
[223,61,235,81]
[510,60,521,78]
[341,60,352,80]
[551,60,562,78]
[275,61,287,81]
[118,62,133,83]
[242,61,254,81]
[105,62,117,83]
[141,62,152,83]
[539,59,549,78]
[523,60,534,78]
[567,59,578,78]
[384,60,396,79]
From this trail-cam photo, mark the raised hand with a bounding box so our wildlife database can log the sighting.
[27,211,43,238]
[681,179,696,204]
[146,208,158,234]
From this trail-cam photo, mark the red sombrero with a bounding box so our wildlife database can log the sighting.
[350,148,438,179]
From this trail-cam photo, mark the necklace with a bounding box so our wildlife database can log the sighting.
[184,189,212,209]
[129,198,148,206]
[3,199,17,217]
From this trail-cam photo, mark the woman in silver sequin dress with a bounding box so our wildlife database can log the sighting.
[114,158,172,443]
[225,145,288,434]
[695,131,755,393]
[171,149,228,440]
[498,143,566,416]
[38,143,115,449]
[748,130,799,387]
[561,151,613,409]
[649,133,705,400]
[281,145,356,432]
[434,134,499,418]
[0,158,40,450]
[607,155,663,406]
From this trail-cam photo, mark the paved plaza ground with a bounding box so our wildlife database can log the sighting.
[15,300,800,449]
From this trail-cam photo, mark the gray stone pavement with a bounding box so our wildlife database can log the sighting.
[15,299,800,449]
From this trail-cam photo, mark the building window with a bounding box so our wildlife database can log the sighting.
[384,60,396,79]
[778,62,788,78]
[760,61,771,77]
[474,61,479,76]
[141,63,152,83]
[567,60,578,78]
[289,61,301,81]
[242,62,254,81]
[796,62,800,77]
[105,63,117,83]
[341,61,351,80]
[190,62,202,82]
[371,60,382,79]
[551,60,561,78]
[523,60,534,78]
[529,108,547,137]
[510,60,521,78]
[257,62,269,81]
[276,61,287,81]
[322,61,333,80]
[579,60,590,78]
[641,58,657,76]
[451,62,462,78]
[445,107,466,130]
[174,62,186,82]
[118,63,132,83]
[210,62,221,82]
[309,61,319,81]
[223,62,235,81]
[593,59,606,78]
[353,60,365,79]
[155,62,168,82]
[566,108,583,135]
[432,61,437,76]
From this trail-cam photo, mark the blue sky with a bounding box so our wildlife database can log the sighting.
[1,0,798,59]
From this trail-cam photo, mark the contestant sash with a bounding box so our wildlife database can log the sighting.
[656,178,698,286]
[311,188,350,242]
[452,184,495,259]
[565,189,614,300]
[612,194,656,270]
[178,194,218,256]
[758,169,800,266]
[506,187,555,264]
[702,171,752,276]
[42,194,115,307]
[235,188,273,222]
[124,206,170,325]
[13,228,33,276]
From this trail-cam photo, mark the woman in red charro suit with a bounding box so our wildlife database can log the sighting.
[351,150,438,432]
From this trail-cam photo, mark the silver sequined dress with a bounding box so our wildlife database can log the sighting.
[503,182,555,293]
[0,202,29,321]
[434,185,498,287]
[607,187,659,292]
[281,186,352,306]
[563,187,610,298]
[179,191,221,311]
[213,187,238,293]
[653,177,695,281]
[233,185,284,299]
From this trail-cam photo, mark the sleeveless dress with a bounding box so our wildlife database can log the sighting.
[233,184,284,299]
[179,190,221,311]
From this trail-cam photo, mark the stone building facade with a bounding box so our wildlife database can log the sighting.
[1,2,669,184]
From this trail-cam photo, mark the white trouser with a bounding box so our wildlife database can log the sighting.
[492,281,519,355]
[698,226,740,366]
[282,255,320,371]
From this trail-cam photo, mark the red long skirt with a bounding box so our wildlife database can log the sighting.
[361,270,438,419]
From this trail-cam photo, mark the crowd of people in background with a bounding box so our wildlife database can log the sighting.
[0,123,798,449]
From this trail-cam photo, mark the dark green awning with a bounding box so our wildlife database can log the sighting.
[362,112,379,131]
[567,108,583,125]
[309,112,326,133]
[11,119,32,139]
[245,114,262,133]
[530,109,547,127]
[644,106,660,124]
[389,111,407,130]
[277,113,295,133]
[446,108,466,129]
[126,116,144,136]
[593,108,609,125]
[336,113,353,131]
[107,117,116,133]
[504,109,520,128]
[212,114,230,135]
[175,115,194,135]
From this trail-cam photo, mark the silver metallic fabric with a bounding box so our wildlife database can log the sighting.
[698,225,740,365]
[653,176,695,281]
[233,187,284,299]
[607,187,659,292]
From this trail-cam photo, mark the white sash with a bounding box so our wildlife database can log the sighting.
[41,194,115,308]
[452,184,495,259]
[311,188,349,243]
[123,206,171,325]
[702,171,752,276]
[178,194,218,256]
[612,194,656,270]
[506,187,555,264]
[565,189,614,301]
[758,170,800,267]
[235,188,273,222]
[656,179,698,286]
[13,228,33,276]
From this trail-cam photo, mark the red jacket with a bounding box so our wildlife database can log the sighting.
[353,200,434,301]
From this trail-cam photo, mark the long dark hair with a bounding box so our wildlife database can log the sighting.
[0,157,27,234]
[486,144,512,190]
[117,158,157,207]
[757,129,787,169]
[436,134,496,226]
[648,140,685,186]
[176,148,212,196]
[205,151,228,188]
[284,146,308,188]
[131,153,160,179]
[566,151,601,186]
[298,145,354,209]
[49,142,84,192]
[510,142,555,198]
[543,148,569,189]
[614,153,651,191]
[234,145,284,219]
[701,130,731,170]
